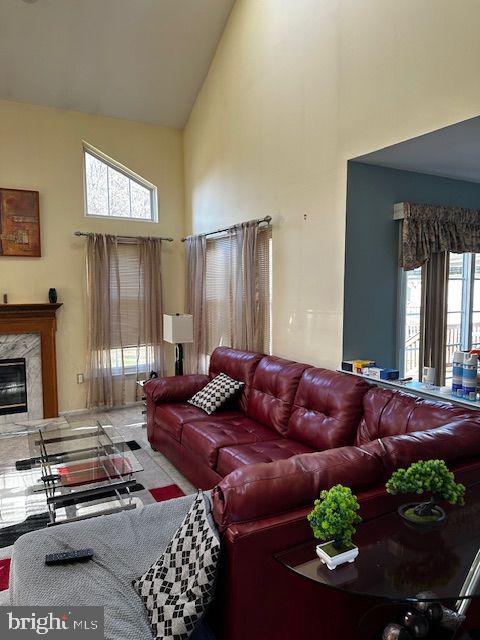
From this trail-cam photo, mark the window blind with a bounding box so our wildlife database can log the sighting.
[203,224,272,365]
[110,241,141,349]
[206,235,232,353]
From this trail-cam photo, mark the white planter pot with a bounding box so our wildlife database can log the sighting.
[316,542,359,570]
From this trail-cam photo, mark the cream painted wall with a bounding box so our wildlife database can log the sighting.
[0,100,185,412]
[183,0,480,368]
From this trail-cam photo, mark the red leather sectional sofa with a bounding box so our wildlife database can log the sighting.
[145,347,480,640]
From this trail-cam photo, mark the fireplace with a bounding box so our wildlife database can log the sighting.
[0,358,27,415]
[0,303,62,418]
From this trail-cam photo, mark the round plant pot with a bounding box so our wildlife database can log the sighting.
[398,503,446,531]
[316,541,359,570]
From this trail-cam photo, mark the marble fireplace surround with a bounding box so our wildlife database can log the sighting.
[0,304,62,419]
[0,333,42,422]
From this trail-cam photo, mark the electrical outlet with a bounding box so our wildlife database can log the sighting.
[76,373,84,384]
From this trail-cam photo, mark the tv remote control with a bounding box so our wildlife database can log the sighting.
[45,548,94,566]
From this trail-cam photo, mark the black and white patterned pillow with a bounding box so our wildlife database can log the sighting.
[188,373,244,415]
[133,492,220,640]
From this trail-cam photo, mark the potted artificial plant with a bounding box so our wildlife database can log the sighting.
[307,484,361,570]
[386,459,465,529]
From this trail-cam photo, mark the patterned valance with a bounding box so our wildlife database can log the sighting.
[402,202,480,270]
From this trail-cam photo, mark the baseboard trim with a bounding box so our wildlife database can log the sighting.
[59,401,142,417]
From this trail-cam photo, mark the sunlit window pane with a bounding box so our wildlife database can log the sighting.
[404,267,422,379]
[445,254,468,380]
[472,312,480,348]
[108,167,130,217]
[84,146,156,221]
[85,153,108,216]
[131,181,151,219]
[473,256,480,347]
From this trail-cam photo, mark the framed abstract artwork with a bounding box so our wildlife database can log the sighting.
[0,188,41,257]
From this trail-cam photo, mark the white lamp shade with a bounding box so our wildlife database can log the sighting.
[163,314,193,344]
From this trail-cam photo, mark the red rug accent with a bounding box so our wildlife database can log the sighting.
[0,558,11,592]
[149,484,185,502]
[58,456,133,486]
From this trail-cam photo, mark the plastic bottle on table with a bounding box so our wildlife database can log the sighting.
[462,352,478,401]
[452,351,465,397]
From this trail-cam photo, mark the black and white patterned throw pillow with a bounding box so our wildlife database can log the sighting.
[133,492,221,640]
[188,373,244,415]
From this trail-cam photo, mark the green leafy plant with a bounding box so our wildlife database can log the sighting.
[307,484,361,553]
[386,459,465,520]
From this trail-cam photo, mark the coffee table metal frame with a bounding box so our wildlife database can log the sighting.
[33,421,141,526]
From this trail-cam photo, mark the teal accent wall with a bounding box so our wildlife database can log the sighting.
[343,162,480,368]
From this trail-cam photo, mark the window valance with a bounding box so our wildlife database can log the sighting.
[402,202,480,270]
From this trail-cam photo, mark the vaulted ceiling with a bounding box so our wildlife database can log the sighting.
[0,0,235,129]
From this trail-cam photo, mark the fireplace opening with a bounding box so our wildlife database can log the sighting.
[0,358,27,415]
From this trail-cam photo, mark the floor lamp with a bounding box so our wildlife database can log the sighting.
[163,314,193,376]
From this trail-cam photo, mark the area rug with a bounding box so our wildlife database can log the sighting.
[149,484,185,502]
[0,558,11,592]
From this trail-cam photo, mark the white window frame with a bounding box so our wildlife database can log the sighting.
[398,252,478,378]
[82,141,158,222]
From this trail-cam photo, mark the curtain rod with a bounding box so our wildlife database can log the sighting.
[74,231,174,242]
[181,215,272,242]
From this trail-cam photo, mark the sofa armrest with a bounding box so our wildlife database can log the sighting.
[144,374,210,404]
[212,446,384,530]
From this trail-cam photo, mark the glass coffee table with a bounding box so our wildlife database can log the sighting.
[26,419,143,526]
[275,483,480,639]
[0,419,144,544]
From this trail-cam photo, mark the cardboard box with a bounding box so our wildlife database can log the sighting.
[341,360,376,373]
[363,367,399,380]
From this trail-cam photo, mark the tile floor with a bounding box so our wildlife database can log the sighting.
[0,404,195,496]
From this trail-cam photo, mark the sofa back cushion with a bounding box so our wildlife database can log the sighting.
[286,368,371,450]
[209,347,264,412]
[355,387,474,446]
[360,418,480,474]
[212,445,384,530]
[246,355,311,435]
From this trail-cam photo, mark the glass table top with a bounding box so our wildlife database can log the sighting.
[0,418,144,538]
[27,420,143,484]
[275,482,480,605]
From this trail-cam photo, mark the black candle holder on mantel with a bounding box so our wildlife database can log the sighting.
[48,288,58,304]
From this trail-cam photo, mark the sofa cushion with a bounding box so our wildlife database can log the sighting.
[182,416,276,469]
[355,387,474,446]
[286,368,371,450]
[155,403,241,442]
[217,439,313,476]
[209,347,264,412]
[246,355,311,435]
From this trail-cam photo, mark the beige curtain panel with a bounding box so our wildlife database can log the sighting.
[402,202,480,270]
[185,219,272,374]
[230,220,271,353]
[185,235,208,375]
[86,234,121,408]
[419,251,449,386]
[86,233,165,409]
[139,237,165,378]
